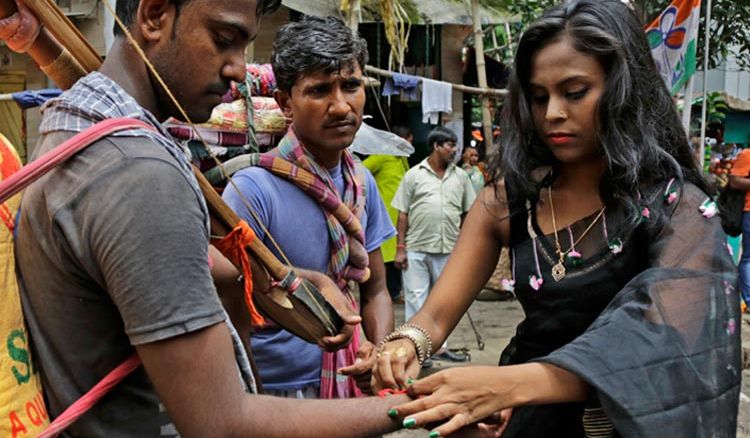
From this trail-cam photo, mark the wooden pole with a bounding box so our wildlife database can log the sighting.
[0,0,63,68]
[364,65,507,97]
[23,0,102,72]
[348,0,361,32]
[471,0,495,149]
[699,0,713,168]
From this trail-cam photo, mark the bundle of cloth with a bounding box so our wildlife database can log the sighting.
[166,64,288,172]
[166,96,288,171]
[230,63,276,98]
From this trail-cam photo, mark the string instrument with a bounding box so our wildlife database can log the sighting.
[0,0,344,344]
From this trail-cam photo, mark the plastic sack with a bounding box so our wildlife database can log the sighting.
[0,133,49,437]
[349,123,414,157]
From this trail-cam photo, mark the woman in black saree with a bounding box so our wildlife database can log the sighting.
[371,1,742,437]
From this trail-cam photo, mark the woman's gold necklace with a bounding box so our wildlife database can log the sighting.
[547,187,606,281]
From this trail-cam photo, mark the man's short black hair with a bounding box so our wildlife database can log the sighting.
[113,0,281,36]
[271,15,369,93]
[428,126,457,150]
[392,125,412,140]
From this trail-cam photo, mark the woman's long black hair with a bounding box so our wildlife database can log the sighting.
[490,0,708,226]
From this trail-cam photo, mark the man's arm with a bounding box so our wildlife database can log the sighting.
[729,175,750,191]
[359,248,394,344]
[137,322,406,438]
[394,211,409,270]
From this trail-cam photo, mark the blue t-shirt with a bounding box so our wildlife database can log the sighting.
[222,161,396,392]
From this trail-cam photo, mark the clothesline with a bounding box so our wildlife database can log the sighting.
[364,65,507,97]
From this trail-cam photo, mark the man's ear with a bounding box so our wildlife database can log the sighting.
[274,89,293,119]
[137,0,177,44]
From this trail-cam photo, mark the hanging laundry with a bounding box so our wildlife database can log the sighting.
[421,78,452,124]
[381,73,420,101]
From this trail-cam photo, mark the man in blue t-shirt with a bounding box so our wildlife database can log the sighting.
[222,16,395,398]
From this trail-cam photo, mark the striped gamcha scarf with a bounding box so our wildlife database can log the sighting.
[250,127,368,399]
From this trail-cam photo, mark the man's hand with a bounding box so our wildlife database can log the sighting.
[394,248,408,270]
[295,268,362,352]
[338,340,377,394]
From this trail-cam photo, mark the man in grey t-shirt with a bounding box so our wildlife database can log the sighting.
[14,0,411,436]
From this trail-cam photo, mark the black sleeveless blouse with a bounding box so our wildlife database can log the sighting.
[499,181,647,437]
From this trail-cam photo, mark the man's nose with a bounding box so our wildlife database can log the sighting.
[328,88,350,116]
[223,51,247,84]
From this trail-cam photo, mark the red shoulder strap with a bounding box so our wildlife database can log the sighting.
[0,117,155,205]
[5,117,154,437]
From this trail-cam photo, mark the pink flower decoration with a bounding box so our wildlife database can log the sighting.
[641,207,650,219]
[726,318,736,335]
[501,278,516,292]
[667,192,678,204]
[699,199,718,218]
[568,250,582,258]
[529,275,543,291]
[723,280,735,295]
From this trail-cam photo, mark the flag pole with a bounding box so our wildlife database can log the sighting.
[699,0,713,168]
[682,73,695,133]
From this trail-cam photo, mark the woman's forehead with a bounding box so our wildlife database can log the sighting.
[529,37,604,87]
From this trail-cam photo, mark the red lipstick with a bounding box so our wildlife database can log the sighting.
[547,132,574,145]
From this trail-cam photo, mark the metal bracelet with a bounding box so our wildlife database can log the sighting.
[380,331,426,365]
[400,323,434,358]
[379,323,433,365]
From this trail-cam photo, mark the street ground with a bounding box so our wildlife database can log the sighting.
[383,299,750,438]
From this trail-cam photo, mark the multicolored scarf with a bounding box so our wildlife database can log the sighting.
[250,127,368,398]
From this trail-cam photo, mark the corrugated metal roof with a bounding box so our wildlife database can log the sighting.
[281,0,510,25]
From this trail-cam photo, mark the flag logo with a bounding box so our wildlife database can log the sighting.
[645,0,701,95]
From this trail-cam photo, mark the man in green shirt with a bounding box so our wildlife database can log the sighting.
[363,125,412,303]
[391,126,476,364]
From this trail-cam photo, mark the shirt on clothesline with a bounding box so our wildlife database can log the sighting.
[422,78,452,124]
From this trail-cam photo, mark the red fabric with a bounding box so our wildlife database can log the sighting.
[212,220,264,325]
[16,119,155,437]
[38,355,142,438]
[0,118,154,205]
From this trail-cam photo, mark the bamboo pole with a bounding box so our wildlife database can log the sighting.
[348,0,361,32]
[364,65,508,97]
[0,0,63,68]
[23,0,102,72]
[471,0,495,148]
[699,0,713,167]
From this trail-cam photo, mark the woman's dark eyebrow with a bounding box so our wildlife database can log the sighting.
[529,75,590,90]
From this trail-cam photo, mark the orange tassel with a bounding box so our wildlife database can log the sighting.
[212,221,265,326]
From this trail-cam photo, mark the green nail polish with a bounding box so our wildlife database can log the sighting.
[429,431,441,438]
[406,377,414,385]
[403,418,417,429]
[387,409,398,418]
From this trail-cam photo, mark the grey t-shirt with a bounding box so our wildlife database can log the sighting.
[16,132,235,437]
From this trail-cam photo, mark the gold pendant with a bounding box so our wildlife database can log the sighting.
[551,261,566,282]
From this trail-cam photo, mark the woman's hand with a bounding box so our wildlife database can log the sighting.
[445,409,513,437]
[392,366,517,437]
[370,339,421,392]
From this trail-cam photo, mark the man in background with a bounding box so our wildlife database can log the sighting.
[363,125,412,303]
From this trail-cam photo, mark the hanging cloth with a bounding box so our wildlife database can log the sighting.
[421,78,453,124]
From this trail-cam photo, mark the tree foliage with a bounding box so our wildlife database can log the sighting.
[496,0,750,70]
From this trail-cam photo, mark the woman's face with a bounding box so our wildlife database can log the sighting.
[529,36,606,164]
